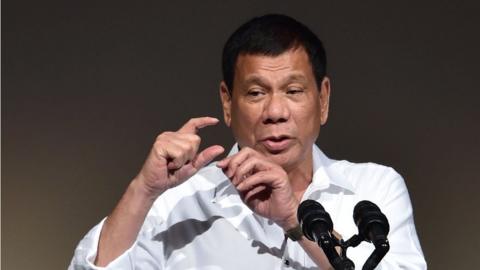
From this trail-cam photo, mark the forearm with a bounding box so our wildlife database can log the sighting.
[280,216,333,270]
[95,178,159,267]
[297,236,334,270]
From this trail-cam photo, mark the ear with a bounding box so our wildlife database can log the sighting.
[219,81,232,127]
[319,76,331,125]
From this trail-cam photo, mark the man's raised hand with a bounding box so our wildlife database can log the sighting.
[95,118,223,266]
[136,117,224,198]
[217,147,299,230]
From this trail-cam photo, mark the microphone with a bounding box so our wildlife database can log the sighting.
[297,200,333,241]
[353,201,390,270]
[298,200,354,270]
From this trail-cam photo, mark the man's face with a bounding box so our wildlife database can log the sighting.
[220,47,330,171]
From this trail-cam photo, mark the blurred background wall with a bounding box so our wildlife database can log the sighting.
[3,1,480,269]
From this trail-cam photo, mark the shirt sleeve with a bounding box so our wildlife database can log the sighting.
[67,173,206,270]
[68,218,134,270]
[68,214,165,270]
[375,169,427,269]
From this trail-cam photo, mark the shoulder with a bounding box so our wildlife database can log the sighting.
[339,160,402,183]
[314,146,406,193]
[326,158,415,219]
[330,158,408,198]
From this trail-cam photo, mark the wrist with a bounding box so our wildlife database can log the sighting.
[285,223,304,241]
[280,214,300,231]
[130,177,162,203]
[281,200,303,241]
[278,198,300,231]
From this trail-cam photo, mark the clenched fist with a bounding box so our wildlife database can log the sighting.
[136,117,225,198]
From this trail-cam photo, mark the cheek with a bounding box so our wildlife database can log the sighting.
[293,104,321,137]
[231,104,261,143]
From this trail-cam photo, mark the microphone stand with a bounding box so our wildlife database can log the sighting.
[315,231,355,270]
[298,199,390,269]
[361,235,389,270]
[326,233,389,270]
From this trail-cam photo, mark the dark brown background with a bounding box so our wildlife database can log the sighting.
[3,1,480,269]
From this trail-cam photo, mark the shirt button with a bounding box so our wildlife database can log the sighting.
[284,259,290,266]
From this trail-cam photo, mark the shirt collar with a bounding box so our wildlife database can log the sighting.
[213,144,355,202]
[311,145,355,194]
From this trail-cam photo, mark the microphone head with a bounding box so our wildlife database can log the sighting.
[353,200,390,242]
[298,199,324,221]
[297,200,333,241]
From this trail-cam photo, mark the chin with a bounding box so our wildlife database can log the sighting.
[264,149,300,169]
[245,143,302,169]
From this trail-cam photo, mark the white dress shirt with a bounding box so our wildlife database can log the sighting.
[69,145,426,269]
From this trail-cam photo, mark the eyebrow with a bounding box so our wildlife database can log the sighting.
[282,73,308,85]
[243,75,269,88]
[243,73,309,88]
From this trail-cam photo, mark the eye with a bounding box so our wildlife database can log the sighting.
[247,89,265,97]
[286,88,304,95]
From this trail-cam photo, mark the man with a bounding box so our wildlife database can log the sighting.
[70,14,426,269]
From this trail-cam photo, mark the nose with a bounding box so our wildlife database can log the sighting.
[262,93,290,124]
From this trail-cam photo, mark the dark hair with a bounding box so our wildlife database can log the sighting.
[221,14,327,92]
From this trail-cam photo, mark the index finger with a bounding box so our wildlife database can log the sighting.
[178,117,219,134]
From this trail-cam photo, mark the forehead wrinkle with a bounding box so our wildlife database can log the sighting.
[244,72,308,86]
[258,64,291,72]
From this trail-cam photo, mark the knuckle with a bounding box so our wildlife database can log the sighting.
[243,146,253,152]
[176,144,187,154]
[153,140,163,150]
[278,170,288,179]
[169,145,183,157]
[174,155,185,164]
[157,131,172,141]
[251,156,261,163]
[192,134,201,144]
[231,160,240,168]
[186,143,195,154]
[185,134,200,145]
[153,144,164,158]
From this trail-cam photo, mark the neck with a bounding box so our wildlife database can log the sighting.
[286,151,313,202]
